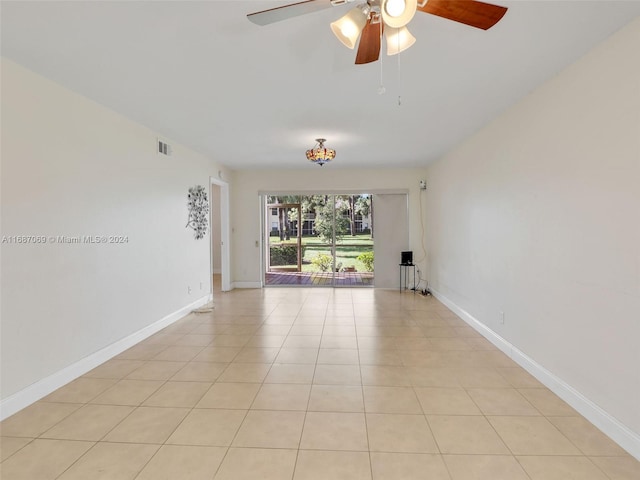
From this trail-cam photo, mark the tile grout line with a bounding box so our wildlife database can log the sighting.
[187,305,277,479]
[353,293,377,480]
[38,322,202,478]
[125,315,233,480]
[289,296,326,480]
[141,310,257,479]
[409,307,456,480]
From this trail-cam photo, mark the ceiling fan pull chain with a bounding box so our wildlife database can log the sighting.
[378,58,386,95]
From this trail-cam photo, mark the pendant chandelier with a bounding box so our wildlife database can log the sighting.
[306,138,336,167]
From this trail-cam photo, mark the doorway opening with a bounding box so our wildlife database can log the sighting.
[263,194,374,287]
[210,178,231,293]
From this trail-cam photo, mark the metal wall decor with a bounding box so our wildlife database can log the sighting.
[186,185,209,239]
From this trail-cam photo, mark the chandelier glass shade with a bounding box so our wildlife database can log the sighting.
[330,4,371,49]
[306,138,336,166]
[385,25,416,55]
[381,0,417,28]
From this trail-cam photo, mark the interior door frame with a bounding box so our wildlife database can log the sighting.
[210,177,231,292]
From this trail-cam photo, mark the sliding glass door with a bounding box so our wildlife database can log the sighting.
[332,194,374,286]
[264,194,374,287]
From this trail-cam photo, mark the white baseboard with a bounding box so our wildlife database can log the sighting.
[232,281,262,289]
[0,294,212,421]
[431,288,640,461]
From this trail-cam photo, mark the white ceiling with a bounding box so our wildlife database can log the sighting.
[2,1,639,170]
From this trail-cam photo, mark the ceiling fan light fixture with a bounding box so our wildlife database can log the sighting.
[385,25,416,55]
[330,4,370,49]
[381,0,417,28]
[306,138,336,167]
[385,0,406,17]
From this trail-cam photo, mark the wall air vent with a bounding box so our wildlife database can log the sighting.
[157,139,172,156]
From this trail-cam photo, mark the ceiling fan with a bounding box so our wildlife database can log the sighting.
[247,0,508,65]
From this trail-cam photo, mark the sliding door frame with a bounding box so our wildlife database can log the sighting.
[260,190,407,288]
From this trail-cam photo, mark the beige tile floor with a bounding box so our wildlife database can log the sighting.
[1,285,639,480]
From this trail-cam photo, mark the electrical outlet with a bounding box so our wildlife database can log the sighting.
[188,286,192,295]
[200,282,203,290]
[499,311,505,324]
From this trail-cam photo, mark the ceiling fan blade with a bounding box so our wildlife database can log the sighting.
[247,0,334,26]
[418,0,507,30]
[355,19,382,65]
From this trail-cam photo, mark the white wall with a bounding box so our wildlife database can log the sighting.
[0,59,231,410]
[425,18,640,455]
[372,193,409,288]
[230,168,428,286]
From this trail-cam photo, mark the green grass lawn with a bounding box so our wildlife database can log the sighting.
[269,236,373,272]
[270,233,373,246]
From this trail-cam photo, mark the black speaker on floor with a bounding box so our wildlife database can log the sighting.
[401,251,413,265]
